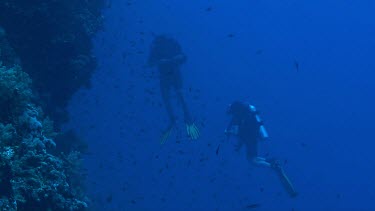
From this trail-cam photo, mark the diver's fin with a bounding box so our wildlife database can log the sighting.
[186,123,200,140]
[274,167,298,198]
[160,127,173,145]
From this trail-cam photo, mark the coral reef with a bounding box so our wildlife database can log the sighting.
[0,0,106,209]
[0,0,106,126]
[0,28,88,211]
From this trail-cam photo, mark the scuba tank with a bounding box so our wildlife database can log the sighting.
[249,105,269,140]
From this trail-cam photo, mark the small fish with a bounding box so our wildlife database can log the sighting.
[294,60,299,72]
[216,145,220,155]
[227,33,235,38]
[178,150,184,154]
[106,195,113,203]
[246,203,261,209]
[256,49,263,55]
[205,7,213,12]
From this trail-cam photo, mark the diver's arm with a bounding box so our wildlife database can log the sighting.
[173,53,187,64]
[173,41,187,64]
[225,120,234,135]
[225,118,244,152]
[225,119,239,136]
[156,54,186,65]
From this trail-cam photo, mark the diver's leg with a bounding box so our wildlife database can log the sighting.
[266,160,298,197]
[159,83,176,144]
[276,166,298,197]
[246,140,271,167]
[252,157,272,168]
[160,82,176,127]
[175,89,192,123]
[172,73,199,139]
[172,70,192,123]
[175,88,199,139]
[250,155,297,197]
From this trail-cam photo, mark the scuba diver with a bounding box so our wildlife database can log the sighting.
[225,101,297,197]
[148,35,199,144]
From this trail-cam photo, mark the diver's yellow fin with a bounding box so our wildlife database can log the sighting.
[160,127,173,145]
[186,123,200,140]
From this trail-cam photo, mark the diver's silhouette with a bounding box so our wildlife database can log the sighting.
[226,101,297,197]
[148,35,199,143]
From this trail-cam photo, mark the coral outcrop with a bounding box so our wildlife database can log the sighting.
[0,25,88,211]
[0,0,106,125]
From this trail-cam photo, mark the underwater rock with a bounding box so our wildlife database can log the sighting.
[0,26,19,67]
[0,65,32,123]
[0,1,104,209]
[0,0,106,126]
[0,59,88,210]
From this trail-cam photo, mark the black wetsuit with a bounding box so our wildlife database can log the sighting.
[148,36,192,127]
[227,102,298,197]
[227,103,261,160]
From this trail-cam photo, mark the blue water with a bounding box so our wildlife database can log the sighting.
[67,0,375,210]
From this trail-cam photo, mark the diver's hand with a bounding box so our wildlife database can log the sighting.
[225,125,239,141]
[158,55,185,65]
[225,125,239,136]
[224,129,232,136]
[173,54,185,61]
[158,58,171,64]
[186,122,200,140]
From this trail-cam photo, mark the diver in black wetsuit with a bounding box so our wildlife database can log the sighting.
[148,35,199,143]
[225,101,297,197]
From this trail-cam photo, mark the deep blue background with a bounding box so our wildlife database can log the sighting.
[66,0,375,210]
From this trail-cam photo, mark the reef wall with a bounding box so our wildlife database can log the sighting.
[0,42,87,210]
[0,0,106,210]
[0,0,106,125]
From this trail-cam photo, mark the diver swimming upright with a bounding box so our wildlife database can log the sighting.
[148,35,199,143]
[225,101,297,197]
